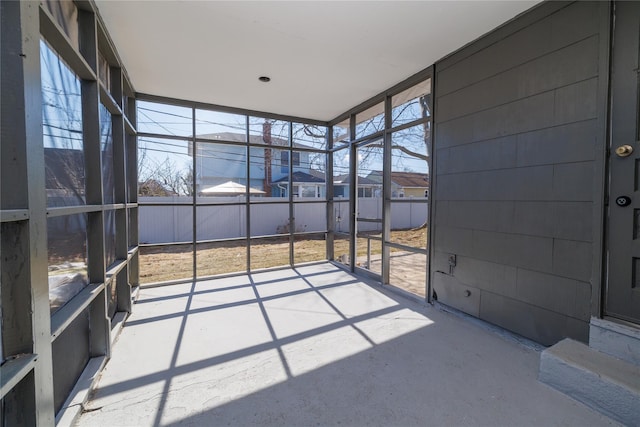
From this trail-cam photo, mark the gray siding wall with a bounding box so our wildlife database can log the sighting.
[431,1,609,345]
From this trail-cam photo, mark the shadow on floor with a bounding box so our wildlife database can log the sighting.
[77,263,614,427]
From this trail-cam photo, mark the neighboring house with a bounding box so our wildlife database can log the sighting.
[273,170,326,198]
[193,134,427,199]
[193,138,249,194]
[193,132,322,197]
[332,174,381,198]
[367,171,429,198]
[389,171,429,198]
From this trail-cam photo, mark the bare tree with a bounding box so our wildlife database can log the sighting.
[137,139,194,197]
[357,94,431,173]
[154,160,193,196]
[353,93,431,230]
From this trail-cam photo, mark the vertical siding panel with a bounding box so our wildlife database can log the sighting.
[432,1,607,344]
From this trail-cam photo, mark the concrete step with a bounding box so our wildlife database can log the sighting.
[590,317,640,366]
[539,338,640,426]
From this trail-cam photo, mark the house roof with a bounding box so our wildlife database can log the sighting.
[390,172,429,188]
[333,174,380,186]
[366,171,383,184]
[365,171,428,187]
[309,169,326,180]
[273,171,325,184]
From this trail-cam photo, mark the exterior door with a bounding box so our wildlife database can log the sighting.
[354,139,383,278]
[606,1,640,324]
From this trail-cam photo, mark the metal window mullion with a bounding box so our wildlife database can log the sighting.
[382,97,392,286]
[326,128,334,261]
[99,84,121,115]
[278,145,323,155]
[111,67,131,313]
[0,4,52,422]
[348,114,357,273]
[79,9,110,358]
[112,69,126,236]
[245,116,251,272]
[289,124,294,266]
[0,210,29,222]
[124,115,136,135]
[385,241,428,255]
[192,107,197,280]
[127,96,139,287]
[388,117,430,135]
[128,207,139,286]
[46,204,101,217]
[426,74,435,303]
[127,95,138,205]
[352,129,385,147]
[110,62,123,108]
[126,136,138,206]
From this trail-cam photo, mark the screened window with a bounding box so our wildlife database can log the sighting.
[137,101,193,137]
[196,109,247,141]
[99,103,115,204]
[332,118,350,146]
[355,102,384,139]
[41,39,85,207]
[47,214,88,314]
[391,79,431,126]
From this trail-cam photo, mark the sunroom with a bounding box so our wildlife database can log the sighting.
[1,1,639,426]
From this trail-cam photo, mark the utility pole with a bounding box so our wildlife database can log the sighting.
[263,120,272,196]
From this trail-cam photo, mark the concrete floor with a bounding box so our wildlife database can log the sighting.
[77,263,616,427]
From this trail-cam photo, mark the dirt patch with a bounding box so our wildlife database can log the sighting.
[139,228,427,285]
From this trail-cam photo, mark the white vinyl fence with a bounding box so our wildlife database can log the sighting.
[139,197,427,244]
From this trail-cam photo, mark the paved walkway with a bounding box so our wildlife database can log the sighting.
[77,263,616,426]
[358,251,428,297]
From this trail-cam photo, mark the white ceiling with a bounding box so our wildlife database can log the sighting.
[95,1,539,122]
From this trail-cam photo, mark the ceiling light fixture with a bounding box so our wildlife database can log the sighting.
[258,76,271,82]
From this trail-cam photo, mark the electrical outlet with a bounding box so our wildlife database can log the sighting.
[448,254,456,275]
